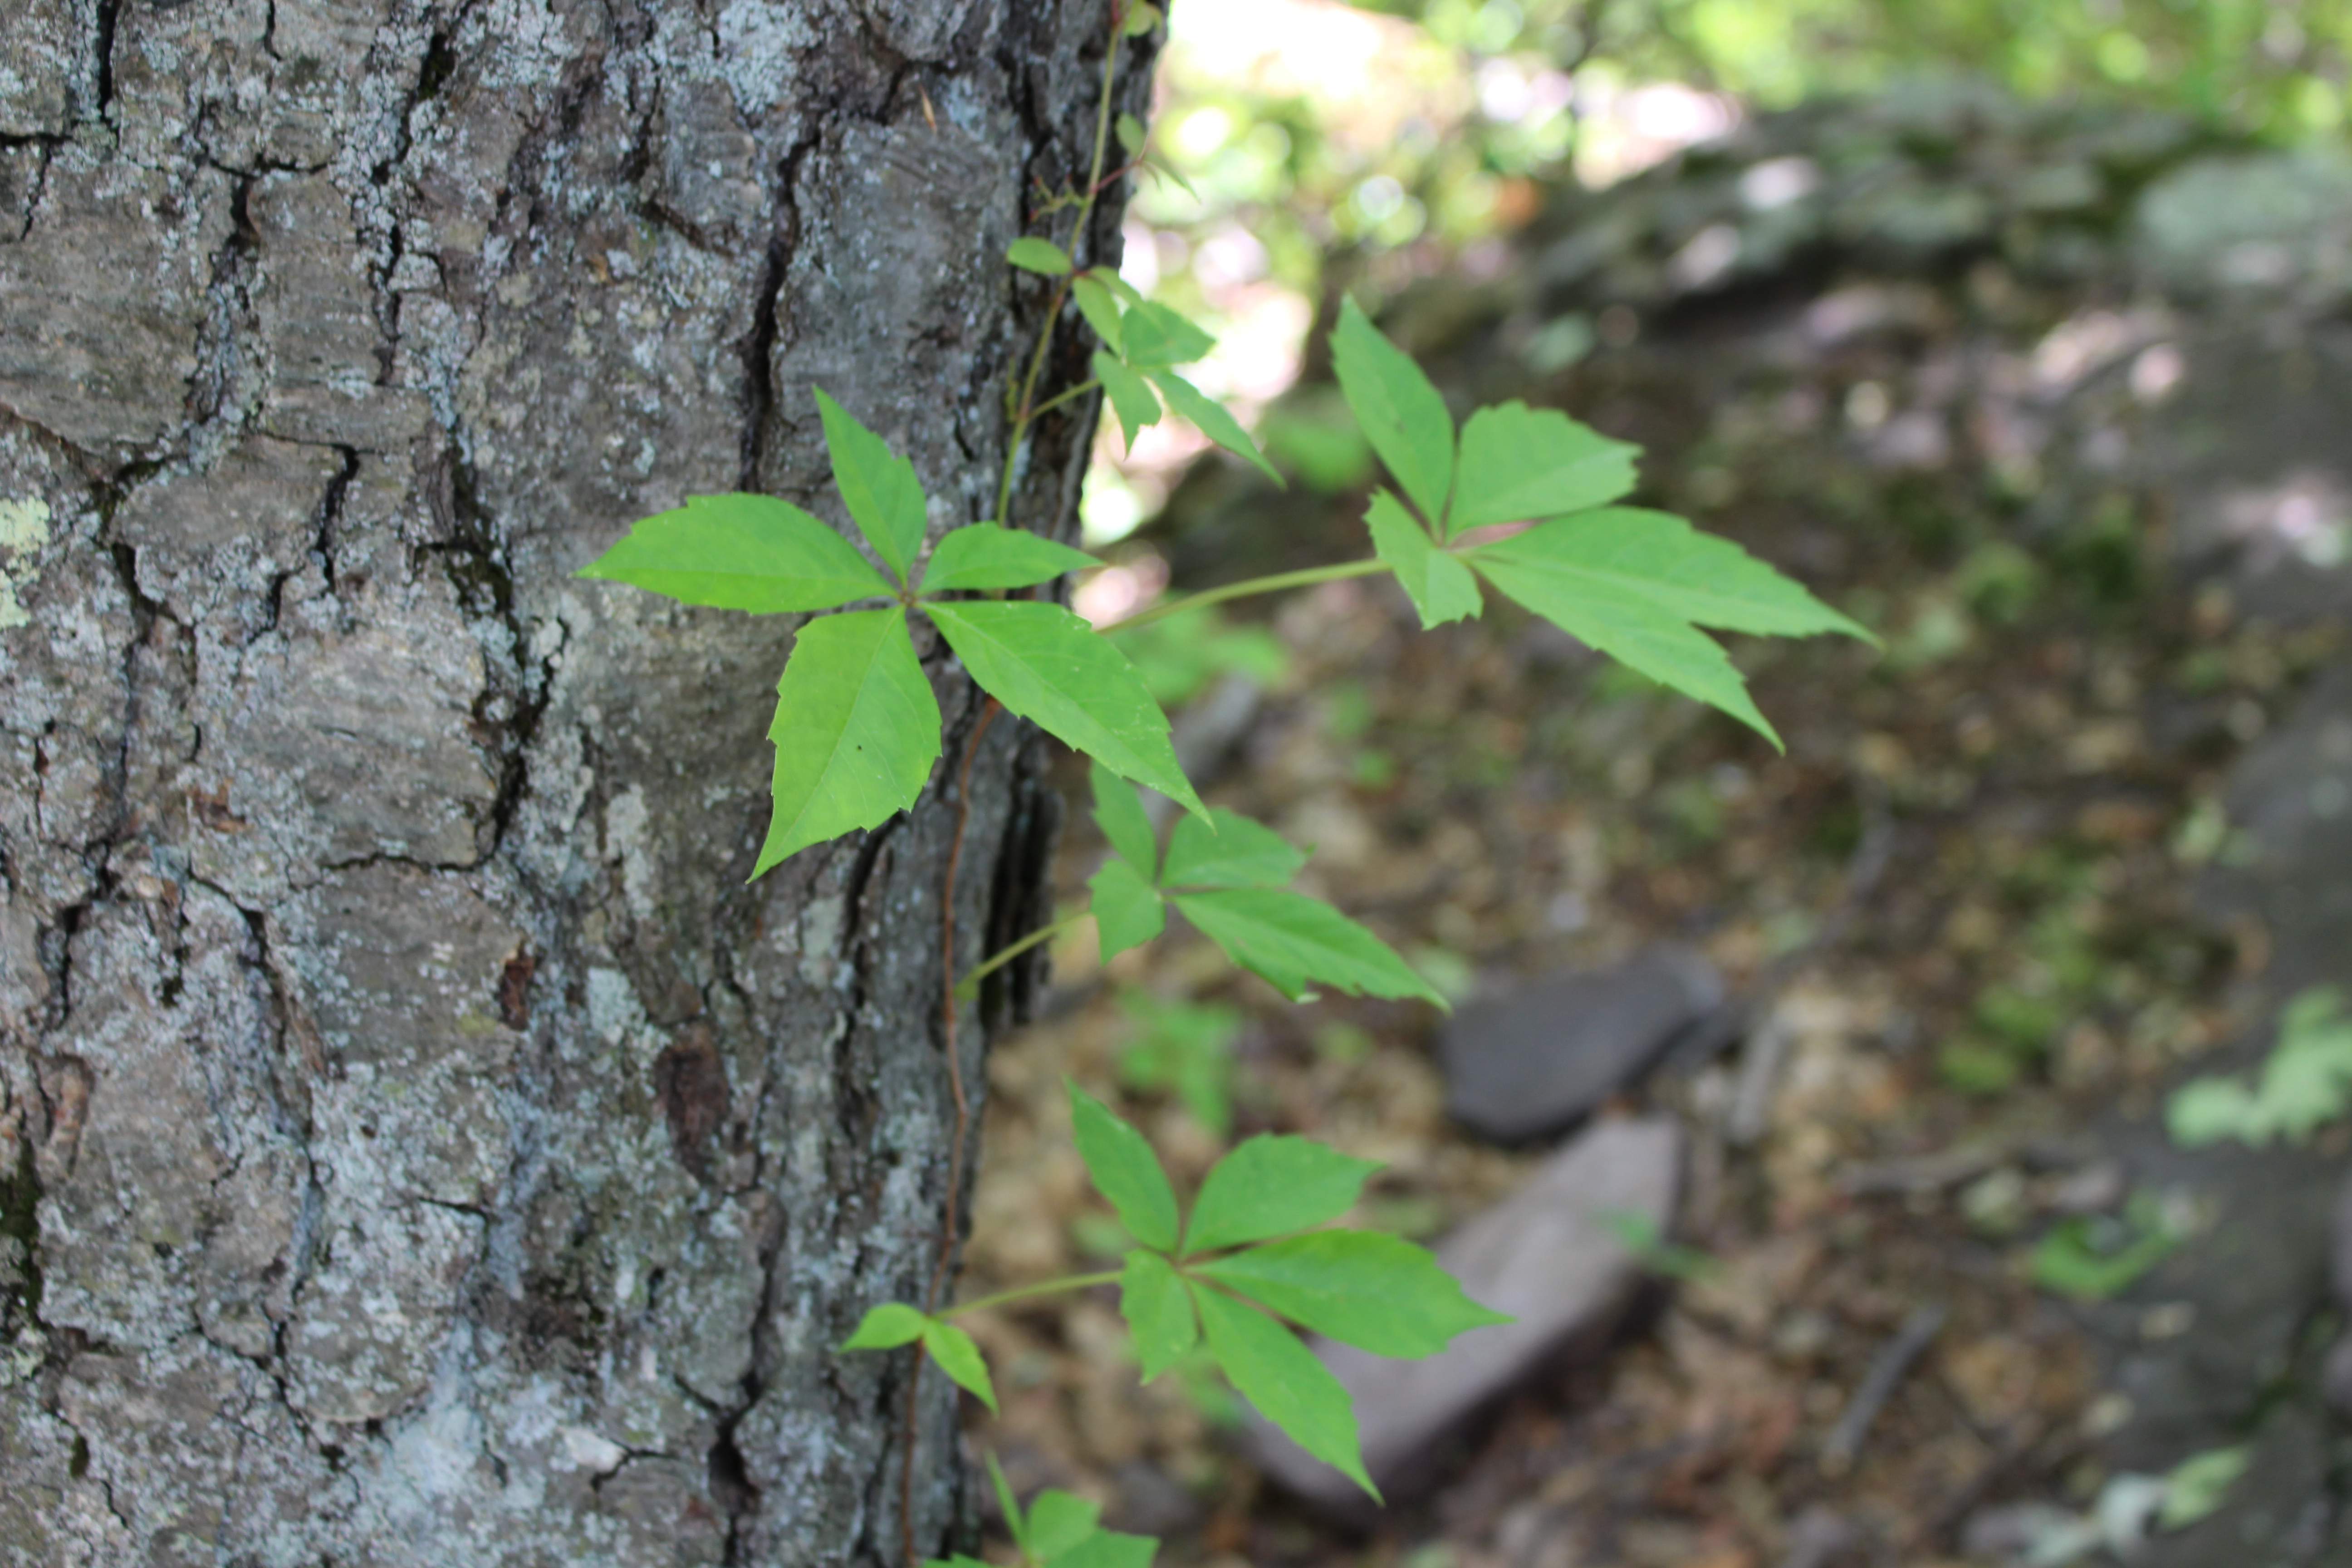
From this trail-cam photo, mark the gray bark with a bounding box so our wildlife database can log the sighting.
[0,2,1136,1561]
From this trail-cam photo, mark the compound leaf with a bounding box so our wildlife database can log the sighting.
[918,523,1095,594]
[1121,302,1216,369]
[1332,296,1452,525]
[754,609,941,876]
[1195,1230,1511,1357]
[1091,760,1159,879]
[1148,370,1282,485]
[1068,1080,1181,1252]
[919,1319,998,1412]
[841,1302,927,1350]
[814,387,928,584]
[1008,236,1074,275]
[1120,1249,1199,1380]
[1093,352,1162,451]
[1447,402,1640,535]
[578,493,892,612]
[1089,857,1165,960]
[1028,1492,1100,1561]
[1192,1282,1376,1499]
[1184,1135,1381,1256]
[1366,489,1481,628]
[1161,808,1303,890]
[1173,887,1443,1007]
[923,600,1205,818]
[1073,276,1127,356]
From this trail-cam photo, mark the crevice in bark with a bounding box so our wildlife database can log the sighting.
[738,127,823,493]
[92,0,120,123]
[258,443,359,637]
[425,445,550,866]
[710,1410,760,1566]
[1,136,59,246]
[186,172,266,461]
[0,1126,45,1331]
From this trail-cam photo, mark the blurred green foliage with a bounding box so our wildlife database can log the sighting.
[1368,0,2347,135]
[1139,0,2345,316]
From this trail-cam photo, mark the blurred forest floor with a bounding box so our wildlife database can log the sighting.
[956,76,2352,1568]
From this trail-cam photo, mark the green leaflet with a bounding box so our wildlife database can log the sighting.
[814,387,928,584]
[1115,111,1148,154]
[1473,507,1870,639]
[1007,236,1073,274]
[1088,857,1165,960]
[1052,1529,1158,1568]
[1068,1080,1181,1252]
[1447,402,1640,535]
[1465,505,1873,746]
[1194,1230,1511,1357]
[1332,296,1453,526]
[754,609,941,876]
[918,523,1096,593]
[841,1302,927,1349]
[1473,549,1775,745]
[1173,886,1443,1006]
[1120,0,1161,35]
[1191,1281,1377,1499]
[920,1318,998,1412]
[1090,760,1159,879]
[1183,1135,1382,1256]
[921,600,1205,818]
[2168,988,2352,1147]
[1073,278,1127,357]
[578,493,892,612]
[987,1452,1026,1553]
[1365,489,1481,629]
[1028,1492,1101,1560]
[1093,352,1162,450]
[1148,369,1282,485]
[1094,267,1146,309]
[1120,302,1216,368]
[1119,1249,1198,1380]
[841,1304,996,1411]
[1161,808,1304,890]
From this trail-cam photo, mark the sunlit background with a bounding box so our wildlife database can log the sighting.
[1080,0,2352,552]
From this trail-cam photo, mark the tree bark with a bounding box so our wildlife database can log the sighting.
[0,2,1136,1562]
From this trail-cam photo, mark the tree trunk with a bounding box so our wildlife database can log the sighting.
[0,3,1136,1561]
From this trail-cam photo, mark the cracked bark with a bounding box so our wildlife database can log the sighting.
[0,2,1149,1563]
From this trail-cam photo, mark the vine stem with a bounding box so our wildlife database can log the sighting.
[943,1270,1123,1321]
[899,9,1135,1562]
[954,912,1083,999]
[995,5,1127,523]
[902,694,1000,1568]
[1104,557,1391,633]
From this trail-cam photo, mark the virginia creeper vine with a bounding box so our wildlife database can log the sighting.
[576,2,1874,1561]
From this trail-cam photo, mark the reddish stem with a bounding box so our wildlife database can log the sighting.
[897,695,1001,1568]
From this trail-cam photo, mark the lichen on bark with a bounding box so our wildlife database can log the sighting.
[0,1,1146,1562]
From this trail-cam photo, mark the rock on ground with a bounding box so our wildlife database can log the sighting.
[1248,1116,1685,1514]
[1441,948,1725,1143]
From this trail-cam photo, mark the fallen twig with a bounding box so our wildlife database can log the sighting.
[1820,1302,1948,1476]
